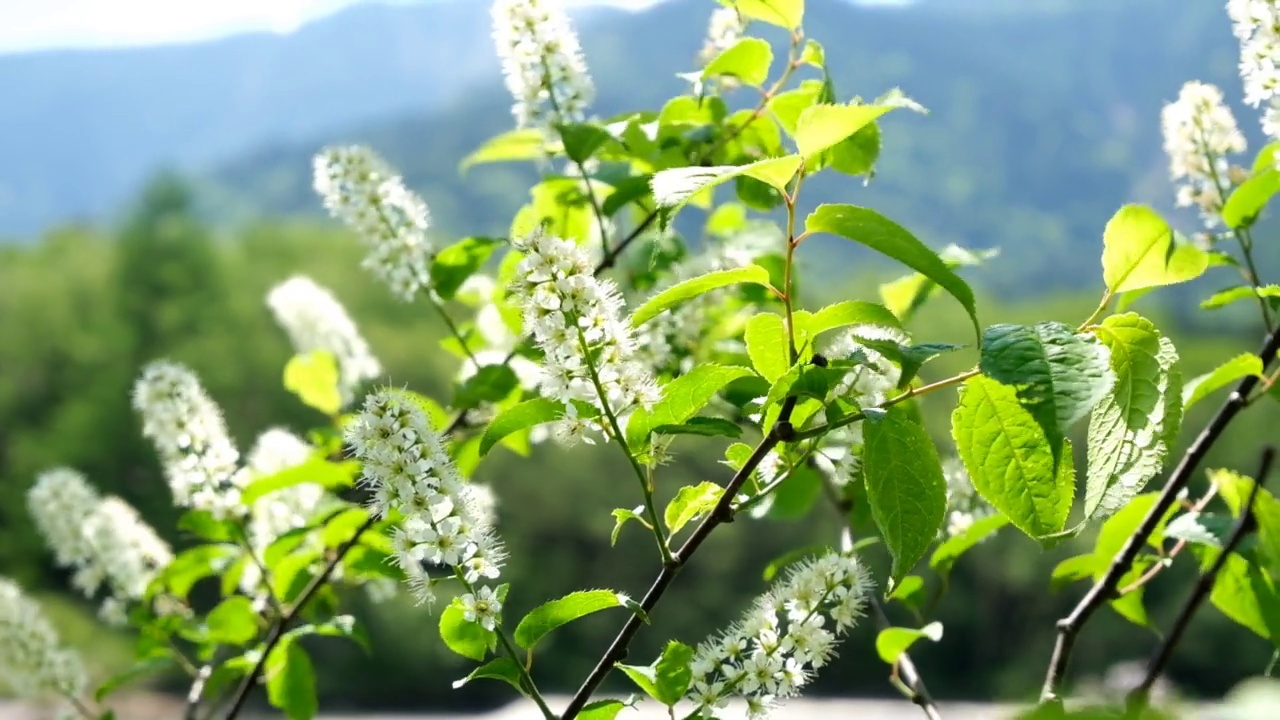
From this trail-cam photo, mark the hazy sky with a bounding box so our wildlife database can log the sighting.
[0,0,663,54]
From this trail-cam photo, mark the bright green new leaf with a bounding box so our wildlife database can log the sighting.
[807,300,902,338]
[952,376,1072,538]
[266,641,317,720]
[480,398,566,456]
[439,602,495,661]
[888,575,926,610]
[702,37,772,86]
[283,351,342,416]
[618,641,694,706]
[625,364,752,446]
[242,458,357,505]
[795,103,895,157]
[1101,204,1207,293]
[1223,168,1280,229]
[1182,353,1264,410]
[460,128,548,171]
[631,266,772,327]
[769,80,824,136]
[929,514,1009,578]
[1085,314,1181,519]
[801,39,825,67]
[1215,469,1280,579]
[979,322,1114,439]
[733,0,804,29]
[744,312,791,382]
[862,405,948,582]
[1201,285,1280,310]
[206,596,259,646]
[430,237,501,300]
[1256,141,1280,174]
[451,657,525,693]
[1210,551,1280,644]
[875,622,943,664]
[579,700,628,720]
[514,590,626,650]
[664,482,724,535]
[610,507,645,546]
[150,544,240,600]
[650,155,802,213]
[806,204,980,341]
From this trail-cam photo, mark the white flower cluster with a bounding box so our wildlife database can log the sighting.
[492,0,595,132]
[313,145,433,301]
[239,429,326,594]
[1160,81,1247,222]
[346,390,506,609]
[509,230,661,445]
[1230,0,1280,136]
[686,552,872,719]
[267,276,383,405]
[28,469,173,626]
[941,457,995,538]
[0,578,87,702]
[132,360,244,518]
[815,326,906,487]
[699,6,747,68]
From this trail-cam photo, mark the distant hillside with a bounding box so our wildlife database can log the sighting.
[206,0,1265,296]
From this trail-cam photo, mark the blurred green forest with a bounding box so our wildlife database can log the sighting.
[5,171,1280,710]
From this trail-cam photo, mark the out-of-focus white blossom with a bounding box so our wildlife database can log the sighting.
[237,429,325,594]
[267,276,382,404]
[814,325,907,487]
[0,578,87,703]
[313,145,433,301]
[1230,0,1280,111]
[132,360,244,518]
[491,0,595,132]
[1161,81,1248,224]
[27,469,100,568]
[509,229,661,445]
[346,390,506,609]
[699,6,747,67]
[941,456,995,539]
[685,552,872,718]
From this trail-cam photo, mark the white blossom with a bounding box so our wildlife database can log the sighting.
[238,429,325,593]
[686,552,871,718]
[1161,81,1248,224]
[1230,0,1280,109]
[941,456,995,539]
[132,360,244,518]
[313,145,433,301]
[699,6,747,67]
[81,498,174,625]
[491,0,595,132]
[27,468,100,567]
[0,578,87,703]
[346,390,506,609]
[509,229,661,444]
[459,586,503,631]
[267,276,382,404]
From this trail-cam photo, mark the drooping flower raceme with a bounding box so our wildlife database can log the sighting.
[699,6,747,67]
[27,468,100,568]
[491,0,595,132]
[685,552,872,719]
[1229,0,1280,136]
[346,390,506,608]
[941,456,995,539]
[1160,81,1247,222]
[509,230,661,444]
[0,577,87,703]
[313,145,433,301]
[238,429,325,593]
[267,275,383,405]
[133,360,244,518]
[80,498,174,625]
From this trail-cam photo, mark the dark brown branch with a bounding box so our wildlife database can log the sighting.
[1039,325,1280,704]
[558,434,782,720]
[1125,446,1274,713]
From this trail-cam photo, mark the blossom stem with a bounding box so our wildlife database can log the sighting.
[541,56,612,257]
[427,294,480,366]
[1201,136,1274,331]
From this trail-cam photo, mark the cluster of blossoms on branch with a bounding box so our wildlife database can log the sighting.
[686,552,873,719]
[1160,80,1248,225]
[1229,0,1280,136]
[0,578,87,710]
[267,275,383,405]
[491,0,594,132]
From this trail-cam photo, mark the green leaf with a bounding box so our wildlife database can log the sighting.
[514,590,626,650]
[702,37,772,87]
[1215,469,1280,578]
[650,156,802,213]
[795,103,896,157]
[1223,168,1280,229]
[451,657,525,693]
[242,458,356,505]
[320,507,371,548]
[206,596,259,646]
[460,129,548,171]
[265,641,317,720]
[284,351,342,416]
[769,81,825,136]
[557,123,613,164]
[1201,285,1280,309]
[808,300,902,338]
[94,656,176,702]
[744,312,790,382]
[430,237,501,300]
[579,700,628,720]
[862,405,948,583]
[888,575,926,610]
[481,398,566,456]
[617,642,694,706]
[610,507,645,546]
[875,622,943,664]
[806,204,980,341]
[1050,554,1103,591]
[651,417,742,440]
[733,0,803,29]
[1210,550,1280,644]
[1101,204,1207,294]
[151,544,240,600]
[439,601,495,661]
[952,376,1071,538]
[1182,353,1264,410]
[631,266,773,327]
[664,482,724,535]
[929,514,1009,578]
[626,364,752,446]
[1163,512,1238,549]
[1085,314,1181,519]
[177,509,238,542]
[455,365,519,407]
[979,322,1114,438]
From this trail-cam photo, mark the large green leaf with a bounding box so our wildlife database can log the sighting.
[1223,168,1280,229]
[1210,551,1280,644]
[1101,204,1207,294]
[1084,314,1181,519]
[205,596,259,646]
[806,204,980,341]
[242,458,357,505]
[266,640,317,720]
[630,266,772,327]
[1215,469,1280,579]
[480,398,566,456]
[1182,353,1264,410]
[702,37,773,87]
[514,590,626,650]
[806,300,902,338]
[650,156,802,214]
[952,376,1072,538]
[460,129,548,171]
[794,103,896,157]
[283,351,342,416]
[625,365,752,447]
[734,0,804,29]
[744,312,791,382]
[862,405,948,583]
[430,237,501,300]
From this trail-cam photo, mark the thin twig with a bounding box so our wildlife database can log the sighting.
[1116,487,1219,596]
[1126,446,1274,713]
[1039,325,1280,705]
